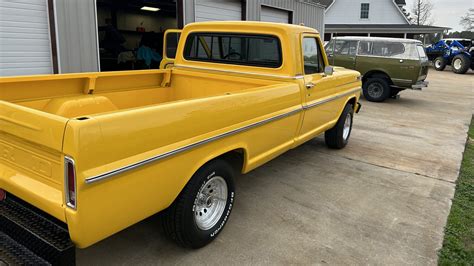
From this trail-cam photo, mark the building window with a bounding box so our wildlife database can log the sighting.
[360,3,370,19]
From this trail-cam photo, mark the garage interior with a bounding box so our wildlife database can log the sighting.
[96,0,179,71]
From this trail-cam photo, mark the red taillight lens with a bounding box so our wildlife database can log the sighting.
[0,189,5,201]
[65,157,77,209]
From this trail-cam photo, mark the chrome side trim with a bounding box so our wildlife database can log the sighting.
[304,87,362,110]
[85,108,302,184]
[174,64,304,80]
[85,87,361,184]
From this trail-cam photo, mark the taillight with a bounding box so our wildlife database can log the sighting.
[64,156,77,209]
[0,189,5,201]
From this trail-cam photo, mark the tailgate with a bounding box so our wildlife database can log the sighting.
[0,101,69,221]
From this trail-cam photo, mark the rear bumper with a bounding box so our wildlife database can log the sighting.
[0,193,75,264]
[412,81,429,90]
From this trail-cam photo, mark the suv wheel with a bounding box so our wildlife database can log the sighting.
[161,159,236,248]
[451,54,471,74]
[433,57,447,71]
[362,78,390,102]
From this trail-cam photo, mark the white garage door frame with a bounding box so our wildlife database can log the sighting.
[260,4,293,24]
[194,0,244,22]
[0,0,58,76]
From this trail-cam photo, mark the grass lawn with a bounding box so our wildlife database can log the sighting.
[438,117,474,265]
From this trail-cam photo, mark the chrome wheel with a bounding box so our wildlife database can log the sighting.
[194,176,228,230]
[453,58,462,70]
[435,59,441,68]
[343,113,352,140]
[367,82,384,99]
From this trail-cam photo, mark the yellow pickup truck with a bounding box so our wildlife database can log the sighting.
[0,21,361,262]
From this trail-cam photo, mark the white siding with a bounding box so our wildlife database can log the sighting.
[0,0,53,76]
[325,0,408,24]
[195,0,241,22]
[261,6,289,23]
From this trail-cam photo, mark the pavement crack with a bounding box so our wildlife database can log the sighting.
[316,150,456,185]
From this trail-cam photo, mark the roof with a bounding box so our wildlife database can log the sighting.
[326,24,450,29]
[332,36,422,43]
[317,0,406,8]
[325,24,450,34]
[184,21,318,34]
[315,0,333,7]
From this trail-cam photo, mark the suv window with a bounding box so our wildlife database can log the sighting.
[372,42,405,57]
[303,37,324,75]
[358,41,372,55]
[325,40,358,56]
[184,33,282,68]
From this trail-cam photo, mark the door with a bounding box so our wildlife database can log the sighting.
[160,30,182,69]
[298,34,340,142]
[0,0,53,76]
[332,40,358,69]
[195,0,242,22]
[261,6,290,23]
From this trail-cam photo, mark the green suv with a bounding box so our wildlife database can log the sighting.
[325,37,429,102]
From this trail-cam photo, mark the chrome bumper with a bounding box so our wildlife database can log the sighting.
[412,81,429,90]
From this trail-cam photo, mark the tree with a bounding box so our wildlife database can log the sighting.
[460,8,474,31]
[411,0,434,26]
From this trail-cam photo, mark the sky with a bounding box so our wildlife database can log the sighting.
[405,0,472,32]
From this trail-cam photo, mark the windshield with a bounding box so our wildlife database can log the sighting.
[416,45,427,59]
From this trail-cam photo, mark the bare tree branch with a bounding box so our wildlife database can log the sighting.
[411,0,434,25]
[460,8,474,31]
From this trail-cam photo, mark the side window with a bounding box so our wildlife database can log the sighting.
[303,37,324,75]
[335,40,358,55]
[325,39,334,55]
[358,41,372,55]
[372,42,405,57]
[165,32,181,59]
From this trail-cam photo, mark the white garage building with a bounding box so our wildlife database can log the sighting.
[0,0,325,76]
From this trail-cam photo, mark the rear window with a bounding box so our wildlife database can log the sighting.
[183,33,282,68]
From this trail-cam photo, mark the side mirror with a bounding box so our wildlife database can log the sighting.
[324,66,334,76]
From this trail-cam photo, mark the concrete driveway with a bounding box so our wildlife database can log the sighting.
[77,70,473,265]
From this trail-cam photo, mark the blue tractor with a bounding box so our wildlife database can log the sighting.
[426,39,474,74]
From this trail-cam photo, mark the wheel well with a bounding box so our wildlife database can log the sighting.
[346,97,357,109]
[214,148,246,174]
[362,71,392,85]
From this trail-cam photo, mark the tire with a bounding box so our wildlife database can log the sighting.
[451,54,471,74]
[161,159,235,248]
[362,78,391,102]
[325,104,354,149]
[433,56,447,71]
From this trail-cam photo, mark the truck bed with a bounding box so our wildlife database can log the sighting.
[1,69,282,118]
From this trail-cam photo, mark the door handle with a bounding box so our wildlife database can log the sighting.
[305,83,315,89]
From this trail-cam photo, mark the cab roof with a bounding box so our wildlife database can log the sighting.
[183,21,319,35]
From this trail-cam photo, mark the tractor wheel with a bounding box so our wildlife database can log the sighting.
[433,57,447,71]
[451,54,471,74]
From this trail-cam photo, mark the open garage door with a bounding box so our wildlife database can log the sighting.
[195,0,242,22]
[0,0,53,76]
[261,6,290,24]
